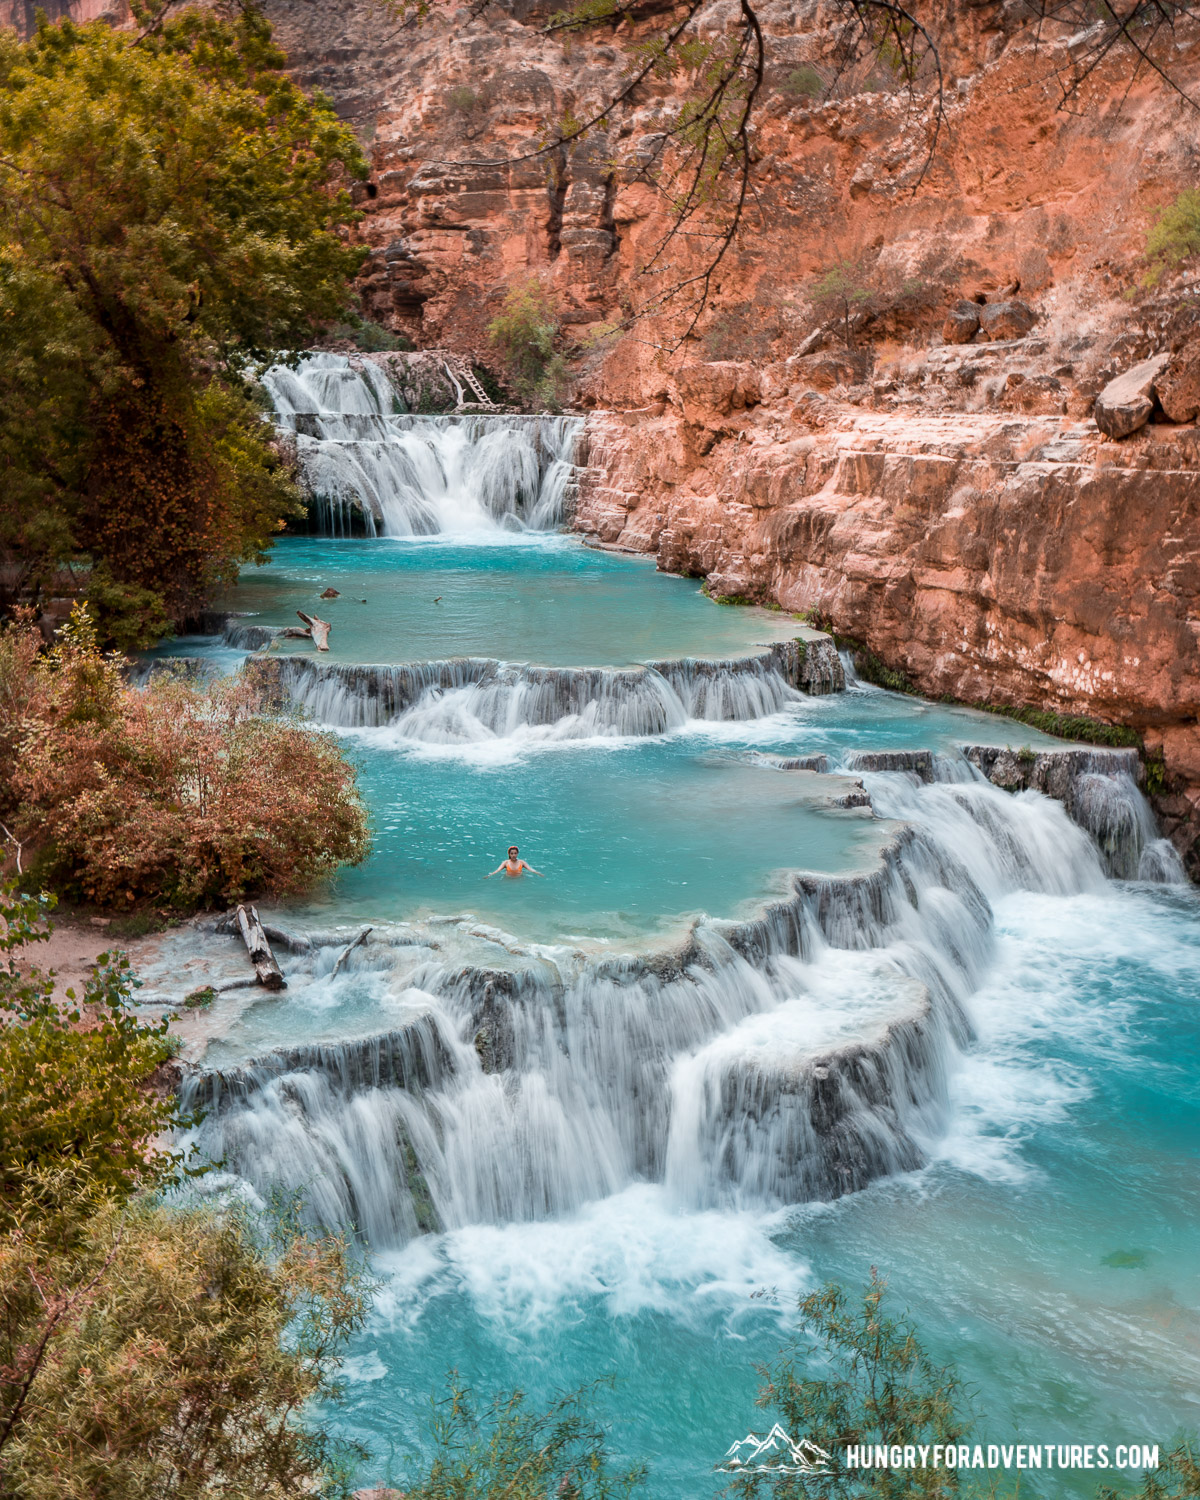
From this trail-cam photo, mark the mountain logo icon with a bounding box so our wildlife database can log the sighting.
[715,1424,832,1474]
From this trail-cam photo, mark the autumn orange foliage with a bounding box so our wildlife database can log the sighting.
[1,607,368,908]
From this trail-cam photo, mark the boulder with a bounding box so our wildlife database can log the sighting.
[942,301,980,344]
[674,361,761,430]
[791,346,872,391]
[976,300,1037,341]
[1093,352,1171,439]
[1156,344,1200,423]
[1003,372,1066,414]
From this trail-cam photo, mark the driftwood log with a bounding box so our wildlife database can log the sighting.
[330,926,372,980]
[297,611,330,650]
[236,903,287,991]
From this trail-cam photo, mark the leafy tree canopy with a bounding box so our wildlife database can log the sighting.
[0,2,368,639]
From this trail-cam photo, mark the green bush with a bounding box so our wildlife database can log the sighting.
[488,280,567,409]
[402,1378,646,1500]
[1144,190,1200,283]
[330,319,414,353]
[0,885,183,1233]
[782,64,824,99]
[735,1271,969,1498]
[0,885,371,1497]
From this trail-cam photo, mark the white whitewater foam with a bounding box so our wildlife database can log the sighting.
[369,1183,810,1334]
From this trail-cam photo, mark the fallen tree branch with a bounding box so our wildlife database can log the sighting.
[330,926,372,980]
[296,611,330,651]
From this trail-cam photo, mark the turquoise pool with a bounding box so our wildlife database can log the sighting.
[159,519,1199,1500]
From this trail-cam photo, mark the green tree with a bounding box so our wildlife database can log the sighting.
[1144,190,1200,284]
[0,4,368,640]
[0,889,371,1499]
[488,279,567,408]
[0,885,183,1239]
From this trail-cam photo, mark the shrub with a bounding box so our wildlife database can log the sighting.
[0,1197,369,1497]
[0,871,370,1499]
[1144,190,1200,283]
[402,1378,646,1500]
[782,64,824,99]
[0,885,183,1234]
[330,319,415,353]
[806,259,942,348]
[83,564,173,654]
[447,84,478,113]
[488,279,568,409]
[735,1271,970,1498]
[6,606,369,909]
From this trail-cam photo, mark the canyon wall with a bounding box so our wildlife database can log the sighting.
[576,401,1200,870]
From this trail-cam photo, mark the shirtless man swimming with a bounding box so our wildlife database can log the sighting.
[487,845,545,879]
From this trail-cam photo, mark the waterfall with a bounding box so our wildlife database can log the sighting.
[261,353,583,536]
[245,639,840,741]
[183,777,1110,1243]
[960,744,1186,883]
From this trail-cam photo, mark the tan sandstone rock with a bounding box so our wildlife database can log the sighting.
[1156,344,1200,424]
[1094,353,1171,438]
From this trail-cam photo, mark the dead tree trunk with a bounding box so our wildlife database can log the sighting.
[297,611,330,651]
[236,903,287,991]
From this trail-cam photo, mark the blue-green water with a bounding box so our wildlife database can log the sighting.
[166,528,1199,1499]
[333,880,1200,1497]
[215,535,804,665]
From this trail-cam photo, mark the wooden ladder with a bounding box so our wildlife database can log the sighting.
[443,360,496,408]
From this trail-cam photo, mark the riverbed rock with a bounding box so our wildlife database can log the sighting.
[1094,353,1171,438]
[942,301,981,343]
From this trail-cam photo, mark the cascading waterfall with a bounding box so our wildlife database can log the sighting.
[261,353,582,536]
[183,775,1122,1243]
[244,639,841,741]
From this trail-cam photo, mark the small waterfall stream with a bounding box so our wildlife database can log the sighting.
[262,353,582,536]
